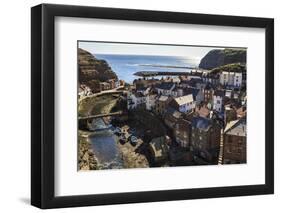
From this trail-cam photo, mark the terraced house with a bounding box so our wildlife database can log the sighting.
[190,116,221,164]
[223,116,246,164]
[219,71,243,88]
[169,94,195,113]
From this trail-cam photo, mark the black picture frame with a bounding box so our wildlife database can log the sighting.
[31,3,274,209]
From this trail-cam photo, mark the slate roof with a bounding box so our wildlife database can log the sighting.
[204,82,214,90]
[184,87,200,99]
[165,107,183,119]
[196,105,210,118]
[224,116,246,136]
[189,78,203,84]
[181,78,203,87]
[136,86,148,91]
[213,90,225,97]
[134,92,145,98]
[191,116,212,131]
[155,82,175,90]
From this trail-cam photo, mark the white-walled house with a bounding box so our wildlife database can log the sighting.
[137,86,152,96]
[233,73,243,87]
[78,84,93,99]
[146,94,157,111]
[155,82,175,96]
[171,86,184,97]
[169,94,195,113]
[225,89,233,99]
[202,73,220,85]
[213,90,224,112]
[219,71,242,88]
[127,92,146,110]
[220,71,231,85]
[183,87,204,105]
[115,80,120,88]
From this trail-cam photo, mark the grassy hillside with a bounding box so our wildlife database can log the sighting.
[209,63,246,75]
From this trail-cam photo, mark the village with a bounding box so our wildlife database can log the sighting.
[79,66,247,168]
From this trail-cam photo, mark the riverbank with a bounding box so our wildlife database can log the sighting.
[78,95,155,170]
[117,125,149,169]
[78,94,122,170]
[78,131,99,170]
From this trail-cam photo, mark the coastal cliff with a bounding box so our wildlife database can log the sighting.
[78,48,117,92]
[199,48,246,70]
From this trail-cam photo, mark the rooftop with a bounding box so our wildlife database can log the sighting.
[195,105,210,118]
[158,95,169,102]
[224,116,246,136]
[191,116,212,131]
[149,136,169,158]
[165,107,183,119]
[173,94,194,106]
[204,82,214,90]
[134,92,145,98]
[184,87,200,99]
[214,90,225,97]
[155,82,175,90]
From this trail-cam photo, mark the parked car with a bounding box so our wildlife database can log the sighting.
[114,127,122,135]
[128,128,136,135]
[130,136,138,146]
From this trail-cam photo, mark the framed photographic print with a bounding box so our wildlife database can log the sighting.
[31,4,274,209]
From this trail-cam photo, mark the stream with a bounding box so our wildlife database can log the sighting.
[89,118,124,169]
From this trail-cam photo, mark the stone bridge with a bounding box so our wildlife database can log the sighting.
[78,111,127,130]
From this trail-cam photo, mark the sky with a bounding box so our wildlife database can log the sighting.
[78,41,225,60]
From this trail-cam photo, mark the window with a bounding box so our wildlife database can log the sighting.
[238,140,243,146]
[200,152,206,158]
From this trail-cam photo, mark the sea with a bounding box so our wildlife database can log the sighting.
[95,54,200,83]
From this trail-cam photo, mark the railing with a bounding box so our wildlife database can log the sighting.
[78,111,126,120]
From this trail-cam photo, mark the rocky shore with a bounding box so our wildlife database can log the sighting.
[78,132,98,170]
